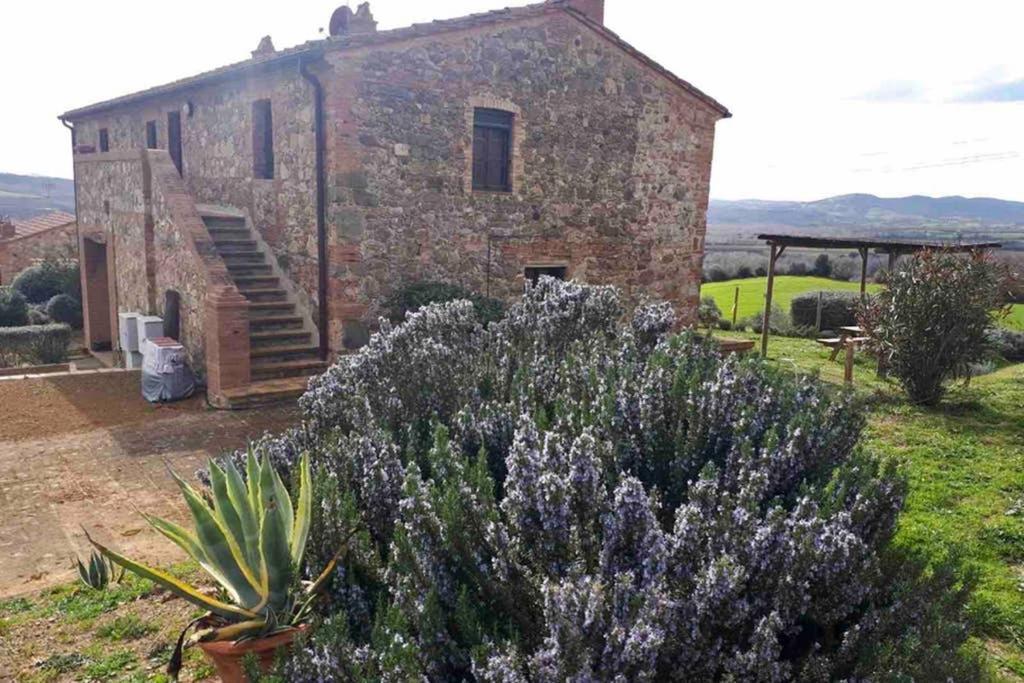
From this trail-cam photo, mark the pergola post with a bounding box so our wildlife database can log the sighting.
[858,247,869,296]
[761,244,784,357]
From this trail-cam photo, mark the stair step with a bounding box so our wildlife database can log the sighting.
[214,240,258,252]
[250,315,304,331]
[250,359,329,382]
[207,226,251,238]
[250,330,312,347]
[238,286,286,298]
[202,215,246,228]
[249,301,296,314]
[226,263,272,275]
[251,345,321,361]
[233,275,280,288]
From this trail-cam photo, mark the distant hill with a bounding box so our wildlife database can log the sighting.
[708,194,1024,250]
[0,173,75,220]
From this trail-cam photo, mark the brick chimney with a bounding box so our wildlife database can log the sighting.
[329,2,378,37]
[561,0,604,25]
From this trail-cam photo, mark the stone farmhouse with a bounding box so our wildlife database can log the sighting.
[59,0,730,407]
[0,211,78,284]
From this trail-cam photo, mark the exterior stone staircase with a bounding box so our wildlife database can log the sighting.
[200,211,326,401]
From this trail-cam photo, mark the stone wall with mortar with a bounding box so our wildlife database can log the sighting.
[319,11,720,348]
[71,68,319,318]
[0,222,78,284]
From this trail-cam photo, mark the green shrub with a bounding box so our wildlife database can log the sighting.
[46,294,83,329]
[698,296,721,327]
[791,290,863,331]
[744,303,817,338]
[12,260,80,304]
[0,287,29,327]
[812,253,832,277]
[860,251,1010,405]
[384,281,506,325]
[716,318,733,331]
[0,323,71,367]
[987,327,1024,362]
[27,305,49,325]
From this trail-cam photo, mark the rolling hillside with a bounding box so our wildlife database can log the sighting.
[0,173,75,219]
[709,194,1024,250]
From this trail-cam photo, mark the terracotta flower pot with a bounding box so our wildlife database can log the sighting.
[198,625,306,682]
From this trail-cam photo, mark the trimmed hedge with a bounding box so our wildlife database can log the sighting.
[0,287,29,327]
[46,294,83,329]
[12,261,80,304]
[791,290,863,330]
[0,323,71,367]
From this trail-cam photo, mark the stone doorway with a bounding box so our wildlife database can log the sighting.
[81,237,113,351]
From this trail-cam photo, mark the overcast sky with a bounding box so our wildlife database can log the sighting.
[3,0,1024,201]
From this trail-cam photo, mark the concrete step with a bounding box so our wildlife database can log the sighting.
[239,287,288,302]
[250,330,312,348]
[207,226,251,239]
[233,275,280,288]
[251,344,321,362]
[251,359,329,382]
[202,215,246,228]
[250,315,304,332]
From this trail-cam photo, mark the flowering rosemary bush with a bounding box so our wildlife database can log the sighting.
[235,278,978,681]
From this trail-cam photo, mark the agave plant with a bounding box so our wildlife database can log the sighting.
[75,549,123,590]
[85,450,341,678]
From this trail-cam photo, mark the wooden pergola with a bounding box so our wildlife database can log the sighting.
[756,234,1002,357]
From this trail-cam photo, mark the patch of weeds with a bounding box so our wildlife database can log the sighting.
[35,652,87,674]
[0,596,33,615]
[95,613,157,641]
[42,573,154,622]
[81,648,137,680]
[147,641,174,666]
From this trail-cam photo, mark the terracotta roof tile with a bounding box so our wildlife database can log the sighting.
[7,211,76,240]
[60,1,728,120]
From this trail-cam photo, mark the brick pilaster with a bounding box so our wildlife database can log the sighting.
[205,286,250,407]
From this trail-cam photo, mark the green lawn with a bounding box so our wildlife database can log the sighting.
[719,331,1024,680]
[1008,304,1024,330]
[701,276,882,322]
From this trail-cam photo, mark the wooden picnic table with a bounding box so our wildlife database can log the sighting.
[815,326,870,384]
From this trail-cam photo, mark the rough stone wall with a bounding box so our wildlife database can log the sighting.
[72,149,238,373]
[320,11,720,348]
[71,69,318,317]
[0,222,78,284]
[74,151,151,320]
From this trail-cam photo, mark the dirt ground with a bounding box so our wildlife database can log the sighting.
[0,371,299,598]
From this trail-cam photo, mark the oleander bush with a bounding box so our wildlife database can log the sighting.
[383,280,506,325]
[225,278,979,681]
[0,323,71,367]
[791,291,863,331]
[45,293,83,329]
[0,286,29,327]
[11,259,80,304]
[859,251,1011,405]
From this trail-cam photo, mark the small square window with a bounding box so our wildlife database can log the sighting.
[98,128,109,152]
[472,108,513,192]
[525,265,567,287]
[145,121,158,149]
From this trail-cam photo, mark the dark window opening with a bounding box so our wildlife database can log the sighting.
[525,265,567,287]
[98,128,109,152]
[472,108,513,192]
[252,99,274,180]
[145,121,158,149]
[167,111,182,175]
